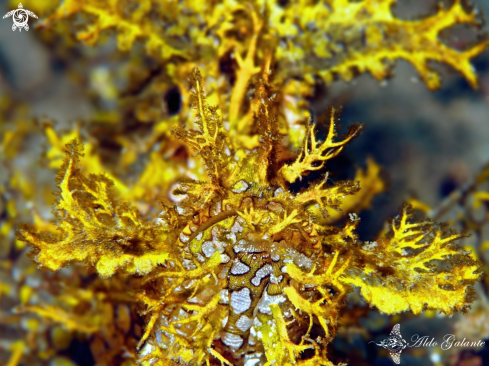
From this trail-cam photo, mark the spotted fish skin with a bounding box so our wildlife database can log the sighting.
[225,252,279,336]
[174,193,319,353]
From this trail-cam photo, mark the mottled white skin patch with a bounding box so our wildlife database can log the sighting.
[201,241,216,257]
[233,240,245,254]
[187,296,202,304]
[218,266,229,279]
[176,206,187,214]
[231,220,244,232]
[220,254,230,263]
[270,274,283,284]
[211,225,220,237]
[211,201,222,216]
[274,187,285,197]
[179,232,190,243]
[182,259,197,270]
[233,242,263,254]
[214,240,226,253]
[195,253,205,263]
[222,332,243,349]
[248,327,257,346]
[155,218,167,227]
[233,238,271,254]
[235,315,253,332]
[251,264,273,286]
[294,253,313,270]
[219,289,229,305]
[226,232,237,243]
[254,288,286,315]
[362,241,378,251]
[232,180,250,193]
[139,341,155,357]
[233,244,245,254]
[271,253,280,262]
[222,316,229,328]
[230,259,251,275]
[244,356,262,366]
[230,288,252,314]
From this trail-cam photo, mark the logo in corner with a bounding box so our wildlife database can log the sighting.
[3,3,38,32]
[370,324,407,364]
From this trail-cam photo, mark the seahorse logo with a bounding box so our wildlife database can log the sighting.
[370,324,408,364]
[3,3,38,32]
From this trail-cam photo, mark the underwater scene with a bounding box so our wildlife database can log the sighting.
[1,0,489,365]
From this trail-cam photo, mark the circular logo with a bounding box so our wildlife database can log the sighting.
[12,9,29,28]
[3,3,38,32]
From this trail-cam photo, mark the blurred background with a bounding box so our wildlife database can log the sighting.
[1,0,489,365]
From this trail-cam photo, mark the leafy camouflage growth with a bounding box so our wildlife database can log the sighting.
[42,0,489,90]
[310,158,385,224]
[18,140,173,278]
[270,0,489,89]
[172,70,232,188]
[18,69,481,366]
[37,0,489,184]
[341,205,481,315]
